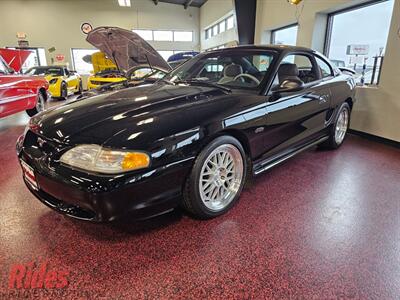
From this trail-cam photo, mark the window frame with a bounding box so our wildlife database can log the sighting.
[271,23,298,45]
[323,0,391,56]
[314,54,334,79]
[153,30,174,41]
[70,48,98,75]
[173,31,193,42]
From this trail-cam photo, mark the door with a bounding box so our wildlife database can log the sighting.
[261,53,331,158]
[64,68,78,92]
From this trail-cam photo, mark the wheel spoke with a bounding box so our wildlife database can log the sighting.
[198,144,244,211]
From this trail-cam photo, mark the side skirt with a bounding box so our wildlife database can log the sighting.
[252,136,329,175]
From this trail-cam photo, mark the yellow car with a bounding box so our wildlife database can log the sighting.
[87,52,126,90]
[25,66,82,99]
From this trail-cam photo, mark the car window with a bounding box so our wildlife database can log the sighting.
[315,56,333,78]
[164,51,276,90]
[279,54,317,84]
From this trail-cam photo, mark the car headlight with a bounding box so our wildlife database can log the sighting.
[49,78,58,84]
[60,144,150,174]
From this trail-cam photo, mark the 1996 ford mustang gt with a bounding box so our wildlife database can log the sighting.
[17,45,355,222]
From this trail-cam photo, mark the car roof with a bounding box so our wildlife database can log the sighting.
[205,44,316,55]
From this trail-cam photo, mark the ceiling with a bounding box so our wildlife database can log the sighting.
[152,0,208,9]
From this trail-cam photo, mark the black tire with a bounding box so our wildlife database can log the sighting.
[60,81,68,99]
[26,92,46,117]
[183,136,247,219]
[75,80,83,95]
[320,102,351,149]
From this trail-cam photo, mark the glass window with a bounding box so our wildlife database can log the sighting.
[281,54,317,84]
[272,24,298,46]
[174,31,193,42]
[25,66,64,76]
[158,50,174,61]
[316,56,333,78]
[132,29,153,41]
[219,21,226,33]
[326,0,394,85]
[164,51,276,90]
[154,30,173,41]
[71,48,98,75]
[212,25,219,36]
[226,16,235,29]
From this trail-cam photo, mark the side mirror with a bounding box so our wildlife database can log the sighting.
[271,78,304,95]
[8,67,15,74]
[338,67,356,75]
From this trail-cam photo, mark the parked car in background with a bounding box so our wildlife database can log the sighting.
[0,48,32,73]
[78,64,169,100]
[76,26,171,99]
[167,51,199,69]
[86,51,126,90]
[25,66,82,99]
[0,54,48,118]
[17,45,356,222]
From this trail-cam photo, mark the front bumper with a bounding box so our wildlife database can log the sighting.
[17,132,193,222]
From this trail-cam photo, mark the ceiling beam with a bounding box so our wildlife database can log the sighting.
[184,0,194,9]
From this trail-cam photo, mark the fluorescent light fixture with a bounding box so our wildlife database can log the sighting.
[118,0,131,7]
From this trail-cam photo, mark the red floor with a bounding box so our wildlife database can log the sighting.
[0,111,399,299]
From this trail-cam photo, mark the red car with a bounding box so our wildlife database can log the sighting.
[0,50,49,118]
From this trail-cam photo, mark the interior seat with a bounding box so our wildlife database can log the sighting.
[278,63,301,84]
[218,64,243,84]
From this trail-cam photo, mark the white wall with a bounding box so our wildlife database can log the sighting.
[255,0,400,142]
[199,0,238,50]
[0,0,200,68]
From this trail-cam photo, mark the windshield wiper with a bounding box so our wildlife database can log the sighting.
[174,79,231,93]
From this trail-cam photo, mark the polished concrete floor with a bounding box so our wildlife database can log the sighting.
[0,105,399,299]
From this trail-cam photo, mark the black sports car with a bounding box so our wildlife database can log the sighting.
[17,44,356,222]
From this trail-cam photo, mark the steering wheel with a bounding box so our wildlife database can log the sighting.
[233,73,260,85]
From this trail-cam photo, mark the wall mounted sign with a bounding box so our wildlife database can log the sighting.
[81,23,93,35]
[346,44,370,56]
[55,54,65,62]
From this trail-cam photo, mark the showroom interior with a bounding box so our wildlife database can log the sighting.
[0,0,399,298]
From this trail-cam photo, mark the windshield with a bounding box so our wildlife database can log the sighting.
[164,50,275,89]
[25,67,63,76]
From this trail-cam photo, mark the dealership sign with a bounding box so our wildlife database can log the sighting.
[55,54,65,62]
[346,44,369,56]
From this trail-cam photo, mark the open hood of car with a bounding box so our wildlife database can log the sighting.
[0,48,32,72]
[86,26,172,73]
[90,51,118,74]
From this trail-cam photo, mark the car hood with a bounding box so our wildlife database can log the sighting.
[30,83,227,146]
[0,48,32,72]
[86,27,172,73]
[90,51,119,74]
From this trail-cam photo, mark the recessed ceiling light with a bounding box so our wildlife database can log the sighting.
[118,0,131,7]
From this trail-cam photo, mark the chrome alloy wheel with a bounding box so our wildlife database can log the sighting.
[199,144,244,211]
[36,93,45,112]
[335,108,349,145]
